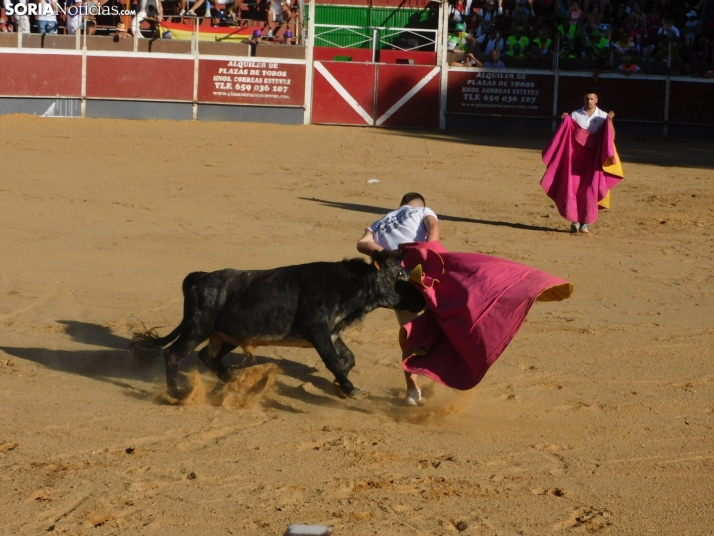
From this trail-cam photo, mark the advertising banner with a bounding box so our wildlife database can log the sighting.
[198,59,305,107]
[447,70,554,117]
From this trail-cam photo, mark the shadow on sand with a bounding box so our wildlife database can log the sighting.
[299,197,569,234]
[1,321,377,414]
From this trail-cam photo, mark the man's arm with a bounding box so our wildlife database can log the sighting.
[425,215,440,242]
[356,230,384,255]
[465,33,477,53]
[607,110,615,139]
[467,53,483,67]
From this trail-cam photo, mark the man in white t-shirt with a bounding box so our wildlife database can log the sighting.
[559,90,615,233]
[357,192,440,406]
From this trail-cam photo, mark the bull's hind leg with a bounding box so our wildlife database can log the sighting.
[164,330,209,398]
[199,335,237,383]
[311,330,368,400]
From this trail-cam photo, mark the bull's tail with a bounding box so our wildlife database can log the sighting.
[129,271,210,363]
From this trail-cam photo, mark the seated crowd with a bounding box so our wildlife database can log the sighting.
[0,0,297,40]
[448,0,714,75]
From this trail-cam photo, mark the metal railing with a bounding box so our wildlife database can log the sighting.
[314,23,437,53]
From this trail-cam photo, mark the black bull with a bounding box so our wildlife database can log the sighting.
[130,252,425,399]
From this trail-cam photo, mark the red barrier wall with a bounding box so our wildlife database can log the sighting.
[85,56,194,101]
[376,64,439,128]
[0,53,81,97]
[557,76,666,121]
[312,61,376,125]
[668,80,714,125]
[313,47,373,63]
[197,59,305,106]
[378,50,436,66]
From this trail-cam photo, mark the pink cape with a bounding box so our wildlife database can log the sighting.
[399,242,572,391]
[540,115,622,224]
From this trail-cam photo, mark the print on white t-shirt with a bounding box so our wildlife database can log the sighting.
[368,206,437,252]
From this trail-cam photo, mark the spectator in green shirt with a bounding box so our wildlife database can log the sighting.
[533,28,552,55]
[506,25,530,52]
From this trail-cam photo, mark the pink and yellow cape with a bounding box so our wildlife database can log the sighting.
[399,242,572,390]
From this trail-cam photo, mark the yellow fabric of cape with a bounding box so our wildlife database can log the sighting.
[599,145,624,209]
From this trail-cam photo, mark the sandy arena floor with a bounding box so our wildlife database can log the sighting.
[0,115,713,535]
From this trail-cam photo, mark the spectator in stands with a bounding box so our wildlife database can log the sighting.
[451,51,483,66]
[552,0,568,20]
[507,25,530,52]
[591,27,610,50]
[569,0,584,26]
[0,16,8,32]
[477,24,503,53]
[481,0,499,24]
[466,12,480,36]
[266,0,291,37]
[246,28,262,46]
[657,34,683,62]
[617,54,642,74]
[10,0,29,33]
[640,34,656,60]
[613,30,634,57]
[558,18,578,42]
[65,0,82,35]
[449,22,477,53]
[690,34,711,63]
[511,0,532,33]
[525,41,542,58]
[179,0,208,17]
[658,18,680,40]
[684,10,700,46]
[85,19,96,34]
[484,48,506,67]
[115,21,130,39]
[628,2,647,28]
[585,2,603,30]
[581,43,599,59]
[533,28,552,54]
[560,40,577,57]
[647,2,664,39]
[37,0,59,34]
[449,0,473,25]
[506,42,527,57]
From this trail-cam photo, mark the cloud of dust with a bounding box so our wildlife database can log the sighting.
[384,382,479,425]
[154,364,280,409]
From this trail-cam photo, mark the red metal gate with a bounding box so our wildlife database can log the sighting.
[375,64,439,128]
[311,61,440,129]
[312,61,376,126]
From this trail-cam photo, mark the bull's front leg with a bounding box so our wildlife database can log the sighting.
[333,336,356,375]
[310,330,369,400]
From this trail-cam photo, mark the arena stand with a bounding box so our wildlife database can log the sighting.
[0,0,712,137]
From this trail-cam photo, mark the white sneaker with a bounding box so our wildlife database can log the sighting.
[267,29,274,37]
[405,388,423,406]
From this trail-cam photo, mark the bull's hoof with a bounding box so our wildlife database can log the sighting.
[346,388,370,400]
[332,381,347,399]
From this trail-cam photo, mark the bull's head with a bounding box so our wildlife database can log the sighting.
[371,251,426,313]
